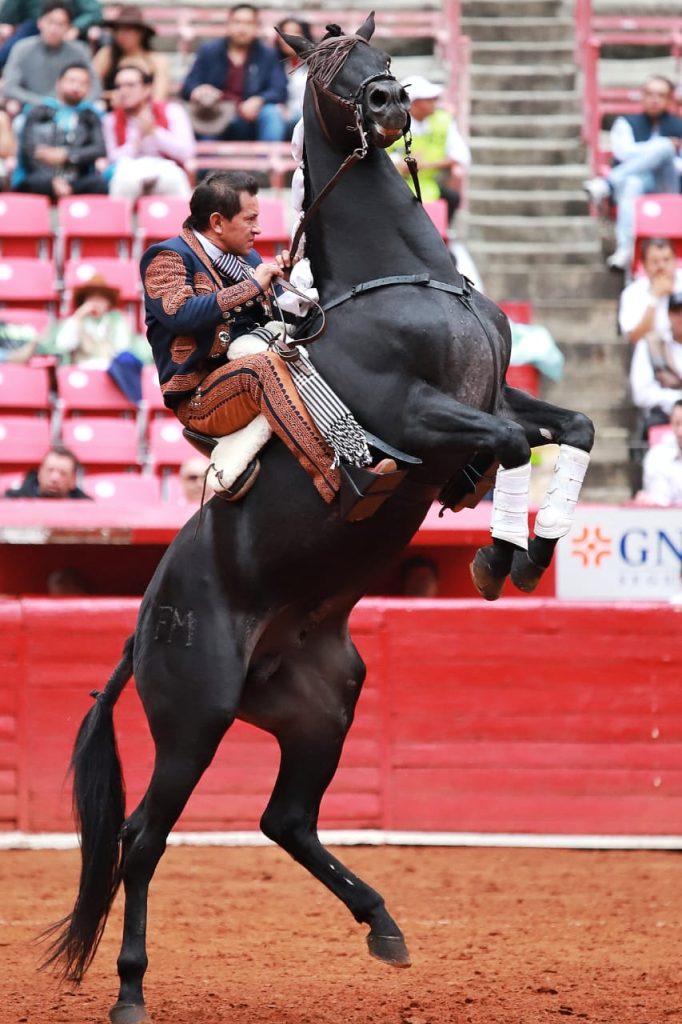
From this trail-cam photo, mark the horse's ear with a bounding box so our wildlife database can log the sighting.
[355,11,375,41]
[275,27,314,59]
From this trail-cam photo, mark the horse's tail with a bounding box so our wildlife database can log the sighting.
[41,634,134,983]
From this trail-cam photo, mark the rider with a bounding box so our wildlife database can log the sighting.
[140,170,395,501]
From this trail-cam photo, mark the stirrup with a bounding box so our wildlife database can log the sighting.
[182,427,218,458]
[338,461,408,523]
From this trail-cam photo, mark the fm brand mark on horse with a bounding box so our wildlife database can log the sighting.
[44,15,594,1024]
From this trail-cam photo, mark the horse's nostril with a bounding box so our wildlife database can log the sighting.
[370,88,389,108]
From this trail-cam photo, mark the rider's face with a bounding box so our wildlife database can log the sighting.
[212,192,261,256]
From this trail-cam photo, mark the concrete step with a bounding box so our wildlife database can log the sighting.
[472,240,602,269]
[469,163,588,191]
[482,266,621,303]
[465,214,597,244]
[467,188,590,217]
[469,136,586,167]
[462,0,566,19]
[470,113,583,140]
[471,40,575,65]
[471,90,581,117]
[460,17,573,43]
[470,64,576,93]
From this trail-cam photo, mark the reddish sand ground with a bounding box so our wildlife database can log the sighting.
[0,844,680,1024]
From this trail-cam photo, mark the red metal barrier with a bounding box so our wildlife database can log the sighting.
[1,598,681,835]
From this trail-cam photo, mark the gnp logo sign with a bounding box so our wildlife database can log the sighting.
[556,507,682,600]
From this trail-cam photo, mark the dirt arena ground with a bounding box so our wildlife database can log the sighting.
[0,844,680,1024]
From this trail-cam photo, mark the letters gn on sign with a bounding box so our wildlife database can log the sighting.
[556,507,682,601]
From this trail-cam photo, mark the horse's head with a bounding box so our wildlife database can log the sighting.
[277,12,410,152]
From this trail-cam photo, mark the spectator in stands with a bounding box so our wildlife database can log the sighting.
[2,0,100,115]
[630,291,682,437]
[0,108,16,187]
[52,272,137,367]
[618,238,682,345]
[389,75,470,223]
[584,76,682,271]
[0,0,101,71]
[93,5,170,108]
[636,399,682,505]
[180,3,287,142]
[12,62,107,197]
[0,317,39,361]
[103,64,195,200]
[398,555,440,597]
[4,445,91,498]
[46,566,91,593]
[176,456,211,504]
[274,16,313,141]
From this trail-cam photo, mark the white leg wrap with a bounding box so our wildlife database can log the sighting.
[534,444,591,539]
[207,414,273,493]
[490,461,531,549]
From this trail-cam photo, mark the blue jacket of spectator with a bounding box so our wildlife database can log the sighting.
[180,38,288,106]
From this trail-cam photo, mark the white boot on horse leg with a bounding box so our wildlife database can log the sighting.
[208,414,273,501]
[470,461,531,601]
[511,443,591,593]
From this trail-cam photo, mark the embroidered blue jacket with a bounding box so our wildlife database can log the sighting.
[140,228,269,409]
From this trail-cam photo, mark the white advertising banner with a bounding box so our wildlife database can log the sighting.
[556,506,682,601]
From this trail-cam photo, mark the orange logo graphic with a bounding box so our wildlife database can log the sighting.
[570,526,613,567]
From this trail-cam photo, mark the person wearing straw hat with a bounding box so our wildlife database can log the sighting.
[52,272,138,368]
[93,4,169,107]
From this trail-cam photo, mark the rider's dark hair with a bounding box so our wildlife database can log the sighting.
[41,0,74,20]
[184,171,260,230]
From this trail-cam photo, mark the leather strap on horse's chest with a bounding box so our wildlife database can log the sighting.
[322,273,470,312]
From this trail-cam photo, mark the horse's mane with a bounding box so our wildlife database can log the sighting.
[304,32,363,89]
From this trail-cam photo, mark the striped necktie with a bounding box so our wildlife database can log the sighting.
[211,250,253,283]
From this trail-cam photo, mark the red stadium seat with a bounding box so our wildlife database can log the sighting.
[148,417,197,471]
[0,363,51,415]
[136,196,189,253]
[85,471,161,503]
[61,416,140,470]
[647,424,674,447]
[424,199,449,240]
[55,366,137,418]
[0,258,58,311]
[0,307,53,337]
[632,194,682,275]
[498,301,534,325]
[0,469,26,493]
[58,195,134,261]
[0,193,53,258]
[506,364,540,396]
[256,197,289,259]
[0,415,52,469]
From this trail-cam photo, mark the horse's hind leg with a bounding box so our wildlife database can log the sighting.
[249,622,411,968]
[111,695,236,1024]
[472,386,595,599]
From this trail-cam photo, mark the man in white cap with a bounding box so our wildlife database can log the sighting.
[390,74,470,222]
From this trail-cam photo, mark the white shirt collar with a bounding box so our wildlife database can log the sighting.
[192,229,224,262]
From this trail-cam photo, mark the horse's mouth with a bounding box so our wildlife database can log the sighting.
[369,123,405,148]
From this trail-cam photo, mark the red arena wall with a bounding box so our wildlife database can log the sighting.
[1,598,681,836]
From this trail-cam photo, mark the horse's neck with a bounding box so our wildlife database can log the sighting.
[303,131,456,300]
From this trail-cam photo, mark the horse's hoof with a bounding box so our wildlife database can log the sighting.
[367,932,412,968]
[109,1001,152,1024]
[510,549,545,594]
[469,548,507,601]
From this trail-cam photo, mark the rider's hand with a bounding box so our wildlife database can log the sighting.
[253,261,283,291]
[274,249,298,280]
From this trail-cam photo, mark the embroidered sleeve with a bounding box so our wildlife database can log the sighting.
[144,250,195,316]
[216,279,261,313]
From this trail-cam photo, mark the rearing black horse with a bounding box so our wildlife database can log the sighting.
[46,16,593,1023]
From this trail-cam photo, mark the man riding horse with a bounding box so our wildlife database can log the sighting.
[141,170,396,501]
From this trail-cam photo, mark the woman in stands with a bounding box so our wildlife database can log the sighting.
[51,273,141,369]
[274,16,314,141]
[92,5,170,108]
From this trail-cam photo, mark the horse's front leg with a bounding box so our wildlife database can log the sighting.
[247,623,411,969]
[472,385,595,599]
[403,383,534,599]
